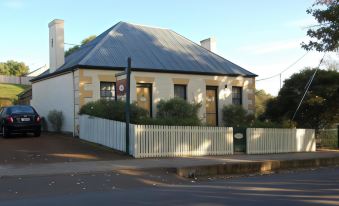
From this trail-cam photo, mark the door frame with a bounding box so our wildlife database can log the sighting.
[136,83,153,117]
[206,86,219,126]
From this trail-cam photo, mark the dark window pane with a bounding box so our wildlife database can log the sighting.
[100,82,115,100]
[174,85,186,100]
[232,87,242,105]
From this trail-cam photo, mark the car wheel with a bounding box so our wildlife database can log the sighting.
[34,130,41,137]
[2,126,10,138]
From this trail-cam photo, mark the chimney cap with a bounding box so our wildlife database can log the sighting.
[48,19,64,27]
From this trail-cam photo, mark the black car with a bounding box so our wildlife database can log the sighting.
[0,105,41,137]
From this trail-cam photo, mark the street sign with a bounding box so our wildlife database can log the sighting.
[116,79,127,96]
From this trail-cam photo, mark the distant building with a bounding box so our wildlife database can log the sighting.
[26,65,48,77]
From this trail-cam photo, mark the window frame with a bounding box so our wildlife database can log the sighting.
[100,81,116,100]
[232,86,243,105]
[174,84,187,100]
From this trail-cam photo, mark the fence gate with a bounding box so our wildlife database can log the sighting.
[233,127,246,153]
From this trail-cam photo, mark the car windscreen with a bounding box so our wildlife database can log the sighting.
[8,106,35,114]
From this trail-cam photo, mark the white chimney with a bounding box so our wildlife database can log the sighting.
[200,37,216,53]
[48,19,64,73]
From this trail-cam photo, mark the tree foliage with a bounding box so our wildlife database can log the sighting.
[0,60,29,76]
[301,0,339,52]
[65,35,97,57]
[262,68,339,130]
[255,89,273,117]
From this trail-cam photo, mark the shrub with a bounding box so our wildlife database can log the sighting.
[79,99,149,124]
[47,110,64,132]
[222,105,253,127]
[79,98,202,126]
[250,119,282,128]
[41,117,48,131]
[154,98,202,126]
[222,105,293,128]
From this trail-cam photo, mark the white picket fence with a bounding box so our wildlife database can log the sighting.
[0,75,32,85]
[79,115,126,152]
[246,128,316,154]
[130,124,233,158]
[79,115,233,158]
[79,115,316,158]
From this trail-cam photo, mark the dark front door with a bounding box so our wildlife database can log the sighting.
[206,86,218,126]
[233,127,246,153]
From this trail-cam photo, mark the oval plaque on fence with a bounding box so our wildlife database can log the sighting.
[234,133,244,139]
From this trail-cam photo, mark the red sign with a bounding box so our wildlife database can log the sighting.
[116,79,127,96]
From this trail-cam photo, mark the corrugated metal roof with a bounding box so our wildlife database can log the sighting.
[34,21,256,81]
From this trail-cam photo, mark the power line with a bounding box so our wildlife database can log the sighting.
[256,51,310,82]
[291,53,326,121]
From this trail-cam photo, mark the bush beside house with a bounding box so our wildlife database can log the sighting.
[222,105,287,128]
[79,98,202,126]
[47,110,64,132]
[149,98,202,126]
[79,99,149,124]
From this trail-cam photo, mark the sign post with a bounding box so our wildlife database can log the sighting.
[115,57,131,154]
[125,57,131,154]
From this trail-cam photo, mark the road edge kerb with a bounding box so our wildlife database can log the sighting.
[176,157,339,178]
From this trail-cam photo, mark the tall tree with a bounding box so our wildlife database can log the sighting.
[0,60,29,76]
[301,0,339,52]
[65,35,97,57]
[262,67,339,130]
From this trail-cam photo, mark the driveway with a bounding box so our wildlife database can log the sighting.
[0,133,130,165]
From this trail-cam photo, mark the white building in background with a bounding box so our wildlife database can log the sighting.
[26,65,48,77]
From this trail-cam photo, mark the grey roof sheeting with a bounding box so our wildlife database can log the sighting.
[33,22,256,81]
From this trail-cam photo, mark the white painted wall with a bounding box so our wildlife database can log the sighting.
[31,72,74,133]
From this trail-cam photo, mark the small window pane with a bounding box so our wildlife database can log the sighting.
[174,85,186,100]
[100,82,115,100]
[232,87,242,105]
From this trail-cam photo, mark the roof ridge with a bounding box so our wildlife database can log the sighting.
[122,21,170,30]
[79,22,124,65]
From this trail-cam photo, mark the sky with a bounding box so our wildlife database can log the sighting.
[0,0,337,95]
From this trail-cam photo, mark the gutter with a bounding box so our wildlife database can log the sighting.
[31,65,258,83]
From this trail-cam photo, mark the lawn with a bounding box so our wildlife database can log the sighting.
[0,83,30,106]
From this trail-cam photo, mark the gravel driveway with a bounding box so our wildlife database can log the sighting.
[0,132,130,165]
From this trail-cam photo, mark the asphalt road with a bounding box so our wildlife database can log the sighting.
[0,166,338,206]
